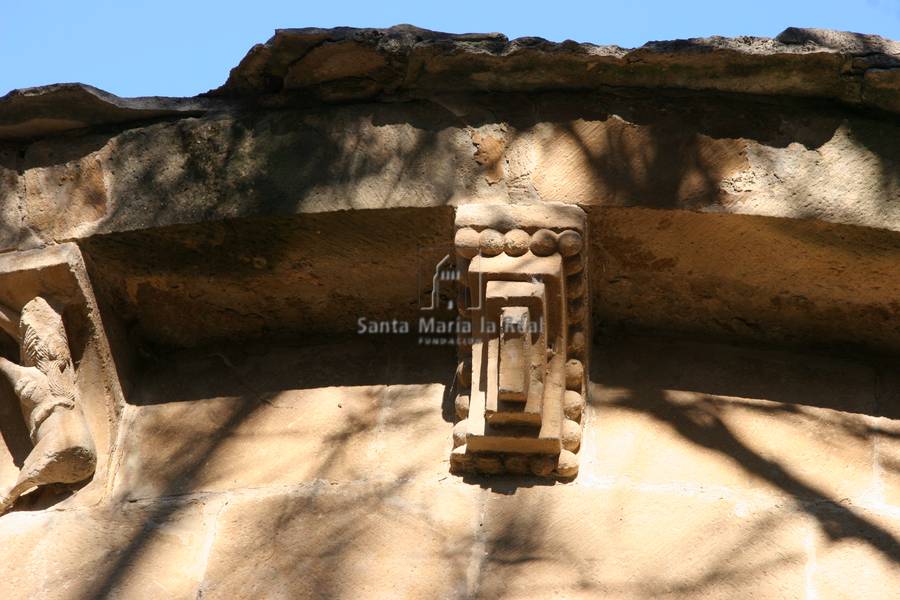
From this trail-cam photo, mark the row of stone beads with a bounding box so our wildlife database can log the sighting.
[451,355,473,469]
[560,352,584,477]
[565,248,587,364]
[563,237,589,410]
[455,359,471,419]
[565,249,586,479]
[563,247,587,480]
[449,446,580,478]
[455,227,583,258]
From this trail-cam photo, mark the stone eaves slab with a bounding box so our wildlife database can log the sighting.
[2,26,900,141]
[214,25,900,110]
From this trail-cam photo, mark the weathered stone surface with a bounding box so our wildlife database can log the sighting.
[863,66,900,113]
[775,27,900,54]
[112,338,454,499]
[0,499,215,599]
[479,485,813,599]
[0,332,892,598]
[0,142,27,253]
[874,366,900,508]
[0,30,898,286]
[0,83,215,140]
[591,207,900,352]
[809,506,900,600]
[21,133,115,241]
[53,115,899,353]
[718,120,900,230]
[75,200,900,358]
[3,90,899,252]
[529,117,748,209]
[198,480,481,599]
[81,208,452,347]
[0,27,897,143]
[210,25,900,116]
[15,104,480,245]
[588,335,887,504]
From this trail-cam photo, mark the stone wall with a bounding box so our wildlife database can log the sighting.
[0,25,898,599]
[4,87,900,352]
[0,336,897,598]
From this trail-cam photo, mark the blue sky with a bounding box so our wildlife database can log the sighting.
[3,0,900,97]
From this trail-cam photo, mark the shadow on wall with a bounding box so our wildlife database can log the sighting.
[28,101,468,237]
[432,89,853,209]
[744,114,900,228]
[0,332,30,471]
[11,90,899,597]
[464,335,900,597]
[15,87,900,241]
[80,207,455,351]
[80,334,457,598]
[608,386,900,557]
[54,331,900,598]
[591,335,900,566]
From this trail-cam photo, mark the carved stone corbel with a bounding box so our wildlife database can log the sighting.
[450,203,588,478]
[0,243,120,516]
[0,296,96,514]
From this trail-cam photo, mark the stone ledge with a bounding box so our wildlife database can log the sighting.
[212,25,900,113]
[2,26,900,142]
[0,83,219,141]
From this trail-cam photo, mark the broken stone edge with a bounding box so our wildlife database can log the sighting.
[3,26,900,141]
[210,25,900,112]
[0,83,220,141]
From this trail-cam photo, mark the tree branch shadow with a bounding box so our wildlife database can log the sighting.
[593,333,900,567]
[79,335,454,598]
